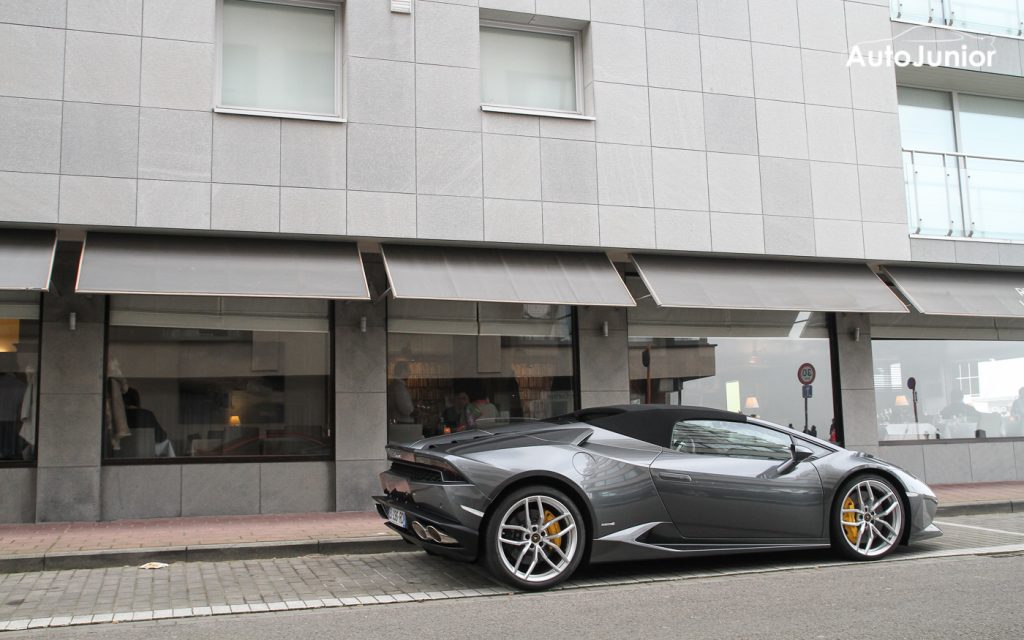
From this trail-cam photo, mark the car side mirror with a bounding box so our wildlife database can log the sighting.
[776,445,814,476]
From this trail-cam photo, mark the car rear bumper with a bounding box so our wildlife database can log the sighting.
[373,495,480,562]
[373,467,490,562]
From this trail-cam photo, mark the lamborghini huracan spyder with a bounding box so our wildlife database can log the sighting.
[373,405,941,590]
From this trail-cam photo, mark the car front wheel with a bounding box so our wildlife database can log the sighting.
[831,474,905,560]
[484,486,586,590]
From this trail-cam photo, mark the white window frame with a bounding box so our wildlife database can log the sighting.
[214,0,345,122]
[479,20,593,121]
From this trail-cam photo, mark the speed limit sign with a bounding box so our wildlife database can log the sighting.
[797,363,816,385]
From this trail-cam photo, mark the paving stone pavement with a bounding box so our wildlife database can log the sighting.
[1,513,1023,633]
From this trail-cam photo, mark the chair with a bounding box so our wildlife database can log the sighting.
[119,428,156,458]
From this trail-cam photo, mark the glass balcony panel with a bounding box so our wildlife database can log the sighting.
[893,0,945,23]
[893,1,1024,38]
[950,0,1021,36]
[905,151,966,236]
[965,157,1024,240]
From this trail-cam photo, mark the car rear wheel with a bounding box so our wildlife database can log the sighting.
[483,486,586,590]
[831,474,905,560]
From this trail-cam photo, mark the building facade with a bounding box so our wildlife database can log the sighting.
[1,0,1023,524]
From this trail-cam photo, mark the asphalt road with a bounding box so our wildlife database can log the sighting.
[9,552,1023,640]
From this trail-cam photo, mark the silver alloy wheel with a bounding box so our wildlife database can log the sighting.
[839,478,903,558]
[495,495,579,584]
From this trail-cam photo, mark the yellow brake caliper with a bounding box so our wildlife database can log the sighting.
[842,497,859,543]
[543,510,563,548]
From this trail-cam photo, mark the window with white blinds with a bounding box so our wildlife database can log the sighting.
[217,0,342,119]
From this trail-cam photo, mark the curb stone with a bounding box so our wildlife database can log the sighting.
[0,536,410,574]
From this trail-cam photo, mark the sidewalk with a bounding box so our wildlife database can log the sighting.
[1,481,1021,574]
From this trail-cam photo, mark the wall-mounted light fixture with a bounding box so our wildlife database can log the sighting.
[601,320,609,337]
[68,312,77,332]
[359,316,367,333]
[851,326,861,342]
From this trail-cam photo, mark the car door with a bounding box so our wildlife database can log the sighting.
[651,419,825,543]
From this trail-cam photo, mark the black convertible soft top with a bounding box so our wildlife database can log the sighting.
[569,404,748,448]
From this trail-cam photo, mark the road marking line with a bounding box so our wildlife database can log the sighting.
[933,521,1024,537]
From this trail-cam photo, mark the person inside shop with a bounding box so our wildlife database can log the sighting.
[387,360,416,425]
[1011,387,1024,424]
[460,386,499,431]
[441,391,470,434]
[121,387,174,457]
[940,386,980,420]
[0,353,27,460]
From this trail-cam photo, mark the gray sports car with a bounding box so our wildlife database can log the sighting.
[373,405,941,590]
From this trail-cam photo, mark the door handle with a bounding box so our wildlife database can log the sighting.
[658,472,692,483]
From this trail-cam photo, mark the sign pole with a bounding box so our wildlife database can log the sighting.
[804,395,809,433]
[908,377,919,424]
[643,346,652,404]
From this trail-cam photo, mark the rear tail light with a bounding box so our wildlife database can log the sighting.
[386,447,467,483]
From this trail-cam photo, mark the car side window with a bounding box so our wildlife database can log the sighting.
[670,420,793,461]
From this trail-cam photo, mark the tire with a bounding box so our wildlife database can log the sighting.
[830,474,905,561]
[483,485,586,590]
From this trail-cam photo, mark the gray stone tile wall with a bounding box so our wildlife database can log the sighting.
[0,0,982,261]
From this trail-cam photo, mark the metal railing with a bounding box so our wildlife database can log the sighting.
[903,149,1024,241]
[894,0,1024,37]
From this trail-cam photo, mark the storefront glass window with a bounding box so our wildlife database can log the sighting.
[386,300,575,443]
[105,296,331,460]
[873,339,1024,441]
[0,292,41,462]
[627,304,835,440]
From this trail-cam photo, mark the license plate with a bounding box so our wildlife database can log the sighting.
[387,507,406,528]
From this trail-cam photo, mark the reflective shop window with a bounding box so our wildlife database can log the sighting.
[386,300,576,444]
[873,338,1024,441]
[104,296,331,461]
[0,292,40,462]
[628,302,836,441]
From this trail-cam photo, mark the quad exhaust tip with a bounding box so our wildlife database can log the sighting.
[411,521,458,545]
[411,520,428,540]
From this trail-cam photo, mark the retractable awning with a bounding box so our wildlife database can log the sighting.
[885,266,1024,318]
[381,245,634,306]
[632,255,907,313]
[0,229,56,291]
[76,233,369,299]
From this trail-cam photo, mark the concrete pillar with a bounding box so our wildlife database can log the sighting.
[334,299,387,511]
[35,243,105,522]
[834,313,880,455]
[577,306,630,407]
